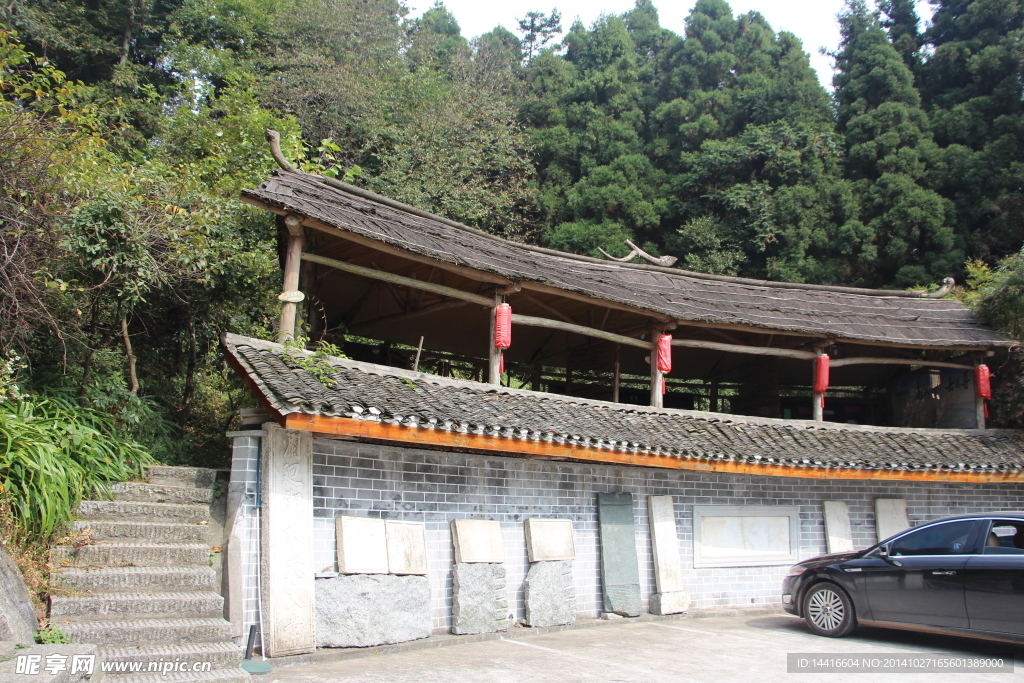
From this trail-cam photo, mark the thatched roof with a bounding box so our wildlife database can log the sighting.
[242,171,1013,348]
[225,334,1024,477]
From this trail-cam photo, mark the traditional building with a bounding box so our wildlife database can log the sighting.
[221,133,1024,656]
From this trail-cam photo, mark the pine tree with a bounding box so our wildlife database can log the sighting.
[878,0,923,69]
[834,0,954,286]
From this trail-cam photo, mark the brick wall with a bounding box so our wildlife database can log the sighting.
[230,432,1024,636]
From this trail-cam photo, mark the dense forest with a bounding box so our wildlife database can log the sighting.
[2,0,1024,490]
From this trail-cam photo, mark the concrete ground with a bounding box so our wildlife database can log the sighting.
[263,612,1024,683]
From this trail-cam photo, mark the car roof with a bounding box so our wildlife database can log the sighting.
[923,511,1024,522]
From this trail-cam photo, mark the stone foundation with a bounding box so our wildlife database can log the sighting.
[315,574,431,647]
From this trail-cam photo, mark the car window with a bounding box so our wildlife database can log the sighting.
[890,520,978,556]
[982,521,1024,555]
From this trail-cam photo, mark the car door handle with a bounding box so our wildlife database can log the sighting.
[931,570,957,575]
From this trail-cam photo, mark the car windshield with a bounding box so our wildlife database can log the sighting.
[890,520,977,556]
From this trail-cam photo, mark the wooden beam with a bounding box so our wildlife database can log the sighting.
[671,338,817,360]
[521,281,672,323]
[830,357,973,369]
[351,299,474,330]
[300,252,494,308]
[510,313,654,350]
[516,292,577,325]
[281,413,1024,484]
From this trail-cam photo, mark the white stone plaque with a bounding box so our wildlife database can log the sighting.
[260,423,315,656]
[524,518,575,562]
[823,501,854,553]
[336,516,388,574]
[451,519,504,563]
[647,496,684,593]
[386,520,428,575]
[874,498,910,542]
[693,505,800,568]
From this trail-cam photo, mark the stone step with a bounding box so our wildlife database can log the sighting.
[78,500,210,524]
[97,643,243,676]
[60,617,232,646]
[111,482,213,505]
[54,566,217,593]
[51,591,223,621]
[52,543,210,568]
[146,467,219,490]
[74,520,208,543]
[107,668,250,683]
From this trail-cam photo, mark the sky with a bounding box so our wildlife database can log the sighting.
[407,0,934,89]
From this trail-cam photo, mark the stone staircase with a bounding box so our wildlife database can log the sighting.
[50,467,249,683]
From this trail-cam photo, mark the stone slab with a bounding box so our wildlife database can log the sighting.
[315,574,431,648]
[386,520,428,575]
[823,501,854,553]
[597,492,641,617]
[524,519,575,562]
[0,543,36,644]
[649,591,690,616]
[260,423,315,657]
[524,560,576,627]
[874,498,910,542]
[647,496,684,593]
[451,519,504,564]
[451,563,508,635]
[336,516,388,574]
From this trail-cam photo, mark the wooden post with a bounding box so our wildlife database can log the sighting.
[974,358,986,429]
[710,380,719,413]
[487,294,501,385]
[612,343,621,403]
[278,215,306,343]
[812,347,825,422]
[649,328,663,409]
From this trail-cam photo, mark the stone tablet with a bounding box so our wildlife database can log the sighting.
[316,574,431,647]
[451,519,504,563]
[597,492,641,617]
[260,423,315,656]
[524,518,575,562]
[647,496,684,593]
[823,501,854,553]
[386,520,428,575]
[451,563,508,634]
[874,498,910,542]
[524,560,575,627]
[649,591,690,616]
[336,516,388,574]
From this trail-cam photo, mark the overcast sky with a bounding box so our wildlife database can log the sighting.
[407,0,934,89]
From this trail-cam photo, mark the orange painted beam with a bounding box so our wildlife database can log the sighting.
[280,413,1024,484]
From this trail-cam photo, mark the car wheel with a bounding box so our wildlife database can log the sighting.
[803,582,856,637]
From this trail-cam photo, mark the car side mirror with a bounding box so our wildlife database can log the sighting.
[878,544,889,558]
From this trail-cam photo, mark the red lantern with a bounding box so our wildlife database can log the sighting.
[494,303,512,349]
[976,364,992,399]
[813,355,830,393]
[657,334,672,373]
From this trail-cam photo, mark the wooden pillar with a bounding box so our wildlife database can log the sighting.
[649,329,663,409]
[709,380,719,413]
[974,358,986,429]
[277,215,306,344]
[812,347,825,422]
[612,343,621,403]
[487,294,501,385]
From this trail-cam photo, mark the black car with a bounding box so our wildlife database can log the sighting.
[782,512,1024,641]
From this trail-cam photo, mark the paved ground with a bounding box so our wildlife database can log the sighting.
[264,612,1024,683]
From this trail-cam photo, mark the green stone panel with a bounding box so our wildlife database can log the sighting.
[597,492,641,616]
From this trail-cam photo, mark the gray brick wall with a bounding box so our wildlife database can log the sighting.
[230,432,1024,636]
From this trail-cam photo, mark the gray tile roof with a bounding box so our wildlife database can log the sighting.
[224,334,1024,476]
[242,172,1014,348]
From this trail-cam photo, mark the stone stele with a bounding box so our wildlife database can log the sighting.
[524,560,576,627]
[386,520,428,575]
[315,574,431,647]
[451,563,508,635]
[874,498,910,542]
[336,516,388,574]
[647,496,684,593]
[597,492,641,617]
[451,519,504,564]
[823,500,855,553]
[524,518,576,562]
